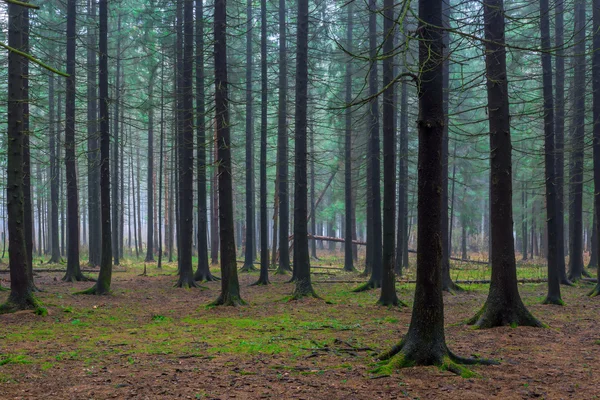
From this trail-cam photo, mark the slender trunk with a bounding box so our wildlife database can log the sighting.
[343,1,354,272]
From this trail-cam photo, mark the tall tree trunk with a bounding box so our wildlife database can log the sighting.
[242,0,257,273]
[292,0,317,299]
[343,1,355,272]
[589,0,600,297]
[568,0,586,282]
[131,154,139,258]
[540,0,563,305]
[1,0,42,313]
[441,0,461,293]
[588,208,598,268]
[212,0,244,305]
[82,0,112,295]
[378,0,401,306]
[275,0,291,274]
[377,0,494,370]
[158,51,165,269]
[356,0,382,291]
[111,14,121,266]
[63,0,86,282]
[175,0,198,287]
[555,0,569,283]
[87,0,100,267]
[468,0,541,327]
[194,0,215,281]
[48,71,60,263]
[253,0,270,286]
[145,65,157,262]
[211,129,219,264]
[521,183,528,260]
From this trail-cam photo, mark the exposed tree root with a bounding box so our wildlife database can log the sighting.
[174,277,204,289]
[194,270,220,282]
[588,284,600,297]
[343,264,357,273]
[376,297,407,307]
[291,278,320,300]
[560,278,575,286]
[0,293,47,316]
[239,263,258,273]
[352,279,381,293]
[75,284,111,295]
[62,272,95,283]
[542,295,565,306]
[582,269,592,278]
[442,279,465,295]
[250,277,271,286]
[274,267,291,276]
[209,293,246,307]
[466,303,544,329]
[375,340,498,378]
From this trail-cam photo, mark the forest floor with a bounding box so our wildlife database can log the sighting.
[0,255,599,399]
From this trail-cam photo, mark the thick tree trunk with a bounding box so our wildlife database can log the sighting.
[212,0,244,305]
[292,0,317,299]
[175,0,198,288]
[469,0,541,327]
[1,1,42,313]
[377,0,494,371]
[48,72,60,264]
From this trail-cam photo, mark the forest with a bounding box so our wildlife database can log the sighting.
[0,0,599,397]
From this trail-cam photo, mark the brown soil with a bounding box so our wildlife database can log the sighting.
[0,264,599,399]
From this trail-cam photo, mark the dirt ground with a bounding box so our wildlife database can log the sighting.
[0,261,599,400]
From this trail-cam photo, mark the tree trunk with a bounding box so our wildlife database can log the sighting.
[377,0,494,370]
[145,64,157,262]
[212,0,244,305]
[292,0,317,299]
[540,0,563,305]
[253,0,270,286]
[555,0,569,283]
[63,0,85,282]
[589,0,600,297]
[1,1,41,313]
[275,0,291,275]
[469,0,541,327]
[111,13,121,266]
[82,0,112,295]
[568,0,586,282]
[378,0,402,306]
[241,0,257,273]
[343,1,355,272]
[48,71,60,264]
[194,0,215,281]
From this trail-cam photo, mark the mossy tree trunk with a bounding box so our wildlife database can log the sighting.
[377,0,494,371]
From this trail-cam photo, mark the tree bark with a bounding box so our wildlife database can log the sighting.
[469,0,542,327]
[212,0,244,305]
[292,0,317,299]
[275,0,291,275]
[343,1,355,273]
[568,0,586,282]
[540,0,563,305]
